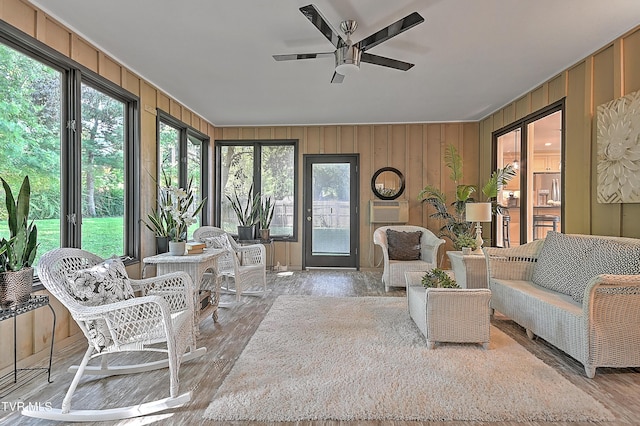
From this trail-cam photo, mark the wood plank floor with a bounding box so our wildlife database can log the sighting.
[1,269,639,425]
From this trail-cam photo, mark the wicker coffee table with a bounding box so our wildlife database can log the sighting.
[405,271,491,349]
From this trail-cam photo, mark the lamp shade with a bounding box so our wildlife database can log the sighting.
[465,202,492,222]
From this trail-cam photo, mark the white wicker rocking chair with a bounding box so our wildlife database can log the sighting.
[193,226,267,302]
[22,248,206,422]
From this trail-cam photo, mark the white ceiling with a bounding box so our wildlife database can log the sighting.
[30,0,640,127]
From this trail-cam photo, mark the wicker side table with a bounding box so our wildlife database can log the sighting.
[446,251,487,289]
[405,271,491,349]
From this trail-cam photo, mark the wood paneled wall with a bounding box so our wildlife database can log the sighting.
[0,0,216,373]
[480,25,640,239]
[214,123,480,270]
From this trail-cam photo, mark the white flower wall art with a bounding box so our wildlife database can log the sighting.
[596,89,640,203]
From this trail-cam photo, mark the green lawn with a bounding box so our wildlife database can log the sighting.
[1,216,124,267]
[1,216,203,268]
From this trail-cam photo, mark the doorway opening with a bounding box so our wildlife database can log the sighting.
[494,101,564,246]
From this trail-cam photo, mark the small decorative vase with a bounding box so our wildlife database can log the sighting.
[260,228,270,241]
[168,241,186,256]
[0,267,34,307]
[156,236,169,254]
[461,247,472,255]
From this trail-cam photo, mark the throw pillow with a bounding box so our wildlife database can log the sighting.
[386,229,422,261]
[572,238,640,303]
[66,257,135,351]
[204,235,231,250]
[532,232,596,297]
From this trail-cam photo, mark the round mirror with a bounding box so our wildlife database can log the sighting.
[371,167,405,200]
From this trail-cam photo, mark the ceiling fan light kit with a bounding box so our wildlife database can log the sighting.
[274,4,424,83]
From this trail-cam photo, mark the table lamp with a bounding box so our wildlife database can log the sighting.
[465,202,492,252]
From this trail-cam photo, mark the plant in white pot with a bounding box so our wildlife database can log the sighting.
[0,176,39,307]
[164,176,206,255]
[226,184,260,241]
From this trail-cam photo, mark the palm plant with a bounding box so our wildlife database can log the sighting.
[417,145,516,247]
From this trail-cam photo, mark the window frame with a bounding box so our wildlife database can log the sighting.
[0,21,141,274]
[214,139,299,242]
[492,99,565,245]
[156,110,210,226]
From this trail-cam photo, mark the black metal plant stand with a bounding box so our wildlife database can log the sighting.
[0,295,56,398]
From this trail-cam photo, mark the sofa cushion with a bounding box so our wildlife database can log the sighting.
[386,229,422,261]
[573,238,640,303]
[532,232,596,297]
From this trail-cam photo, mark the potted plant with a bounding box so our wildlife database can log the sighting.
[258,196,275,241]
[0,176,39,307]
[453,233,477,254]
[417,144,516,248]
[226,183,260,241]
[142,171,173,253]
[145,173,206,256]
[421,268,459,289]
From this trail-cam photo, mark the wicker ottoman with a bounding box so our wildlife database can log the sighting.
[405,271,491,349]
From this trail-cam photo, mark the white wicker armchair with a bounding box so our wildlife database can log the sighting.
[193,226,267,301]
[373,225,445,291]
[23,248,206,422]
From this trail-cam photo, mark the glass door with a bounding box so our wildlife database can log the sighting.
[528,110,562,241]
[493,102,564,247]
[496,129,522,247]
[303,154,359,268]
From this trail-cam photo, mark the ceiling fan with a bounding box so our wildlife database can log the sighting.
[273,4,424,83]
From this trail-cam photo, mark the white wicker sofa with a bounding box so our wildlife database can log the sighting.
[483,231,640,378]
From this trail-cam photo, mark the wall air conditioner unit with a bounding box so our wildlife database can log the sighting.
[369,200,409,223]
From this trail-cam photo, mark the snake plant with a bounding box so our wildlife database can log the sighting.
[0,176,39,272]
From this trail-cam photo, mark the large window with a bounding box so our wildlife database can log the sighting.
[0,41,61,266]
[0,25,139,268]
[157,111,209,236]
[215,140,298,240]
[80,83,127,257]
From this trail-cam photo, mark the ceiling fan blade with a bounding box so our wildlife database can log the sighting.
[361,53,414,71]
[357,12,424,52]
[273,52,334,61]
[299,4,344,48]
[331,72,345,83]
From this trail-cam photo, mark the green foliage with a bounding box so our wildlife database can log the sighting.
[422,268,459,289]
[143,170,205,241]
[417,144,515,247]
[0,176,39,272]
[259,196,275,230]
[1,44,127,222]
[453,233,477,251]
[142,171,173,237]
[226,183,261,227]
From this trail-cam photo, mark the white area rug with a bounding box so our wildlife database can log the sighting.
[204,295,614,422]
